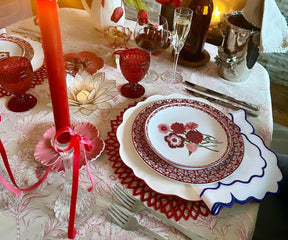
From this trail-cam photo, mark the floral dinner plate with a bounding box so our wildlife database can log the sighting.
[117,94,246,200]
[132,98,245,184]
[145,102,232,169]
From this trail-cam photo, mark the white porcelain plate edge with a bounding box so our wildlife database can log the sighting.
[0,36,34,62]
[0,40,23,57]
[10,35,44,71]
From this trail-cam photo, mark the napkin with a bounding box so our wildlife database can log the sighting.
[194,109,283,215]
[243,0,288,53]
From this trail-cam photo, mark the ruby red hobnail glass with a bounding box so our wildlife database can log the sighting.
[0,56,37,112]
[117,48,150,98]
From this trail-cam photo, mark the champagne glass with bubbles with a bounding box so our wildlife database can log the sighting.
[161,7,193,84]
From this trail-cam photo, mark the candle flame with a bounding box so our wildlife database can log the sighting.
[211,6,221,23]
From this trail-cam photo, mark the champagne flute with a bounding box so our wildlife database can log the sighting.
[161,7,193,84]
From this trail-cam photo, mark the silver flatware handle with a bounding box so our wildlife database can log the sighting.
[185,88,258,117]
[139,225,167,240]
[184,81,260,111]
[147,208,207,240]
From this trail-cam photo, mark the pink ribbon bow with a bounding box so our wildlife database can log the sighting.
[53,126,94,239]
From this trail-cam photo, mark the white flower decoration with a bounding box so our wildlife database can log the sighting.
[66,70,118,115]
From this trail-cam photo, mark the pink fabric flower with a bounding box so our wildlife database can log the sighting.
[34,123,105,172]
[158,123,170,134]
[111,7,124,23]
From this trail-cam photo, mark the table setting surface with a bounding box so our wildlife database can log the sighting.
[0,7,282,240]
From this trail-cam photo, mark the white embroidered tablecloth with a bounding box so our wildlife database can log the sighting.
[0,8,275,240]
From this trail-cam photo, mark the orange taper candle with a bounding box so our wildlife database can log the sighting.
[36,0,70,131]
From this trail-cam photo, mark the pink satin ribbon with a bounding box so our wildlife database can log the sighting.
[0,137,52,196]
[53,126,94,239]
[0,113,50,194]
[0,116,94,239]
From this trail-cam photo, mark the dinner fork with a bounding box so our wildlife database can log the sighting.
[112,184,207,240]
[108,202,166,240]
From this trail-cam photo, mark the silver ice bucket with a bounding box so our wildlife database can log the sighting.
[215,11,260,82]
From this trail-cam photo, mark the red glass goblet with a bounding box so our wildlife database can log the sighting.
[0,56,37,112]
[117,48,150,98]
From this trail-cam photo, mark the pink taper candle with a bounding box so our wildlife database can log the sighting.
[36,0,70,131]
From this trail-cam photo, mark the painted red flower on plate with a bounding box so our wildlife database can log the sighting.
[34,122,105,172]
[64,51,104,76]
[159,121,221,156]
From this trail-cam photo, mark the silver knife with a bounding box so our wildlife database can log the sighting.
[184,81,260,111]
[185,88,258,117]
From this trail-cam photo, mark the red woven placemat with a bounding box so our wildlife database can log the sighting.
[105,103,211,221]
[0,63,47,98]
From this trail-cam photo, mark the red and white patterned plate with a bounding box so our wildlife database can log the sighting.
[117,94,245,200]
[0,35,45,98]
[0,35,34,61]
[145,102,232,169]
[132,98,245,184]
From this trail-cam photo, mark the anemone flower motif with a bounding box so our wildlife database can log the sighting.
[66,70,118,115]
[159,121,222,155]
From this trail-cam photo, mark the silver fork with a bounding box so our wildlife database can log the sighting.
[112,184,207,240]
[108,202,166,240]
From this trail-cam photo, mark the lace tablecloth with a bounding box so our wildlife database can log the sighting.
[0,8,274,240]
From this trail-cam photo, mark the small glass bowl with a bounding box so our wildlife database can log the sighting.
[104,26,132,49]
